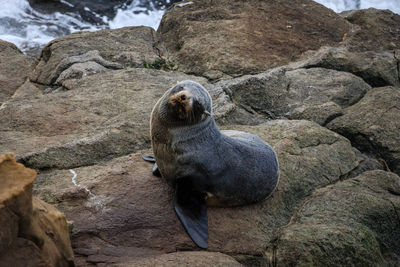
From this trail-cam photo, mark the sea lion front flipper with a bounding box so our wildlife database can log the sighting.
[142,155,161,177]
[173,178,208,249]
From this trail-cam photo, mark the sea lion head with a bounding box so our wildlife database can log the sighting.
[161,80,212,125]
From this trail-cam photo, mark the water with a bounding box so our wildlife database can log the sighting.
[314,0,400,13]
[0,0,171,54]
[0,0,399,55]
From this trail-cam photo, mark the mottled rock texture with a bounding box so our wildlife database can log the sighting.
[111,251,243,267]
[328,86,400,175]
[158,0,350,76]
[0,40,36,104]
[267,170,400,266]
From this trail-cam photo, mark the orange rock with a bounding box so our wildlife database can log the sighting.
[0,153,74,266]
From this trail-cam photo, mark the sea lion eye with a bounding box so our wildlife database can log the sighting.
[180,95,186,100]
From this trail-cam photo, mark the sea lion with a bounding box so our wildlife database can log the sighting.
[143,80,279,249]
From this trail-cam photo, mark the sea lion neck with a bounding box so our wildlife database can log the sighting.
[169,116,220,145]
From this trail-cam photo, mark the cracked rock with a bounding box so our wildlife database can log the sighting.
[267,170,400,266]
[216,67,371,125]
[30,26,162,86]
[327,86,400,175]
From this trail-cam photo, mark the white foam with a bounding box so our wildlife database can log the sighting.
[109,2,165,29]
[0,0,101,52]
[0,0,29,17]
[176,1,193,8]
[60,0,74,8]
[313,0,400,13]
[360,0,400,13]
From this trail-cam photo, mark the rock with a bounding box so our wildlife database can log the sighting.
[34,120,361,265]
[9,80,43,101]
[289,9,400,88]
[285,68,371,124]
[0,153,74,266]
[30,26,163,85]
[300,46,400,87]
[267,170,400,266]
[111,252,243,267]
[217,67,371,125]
[52,50,123,86]
[327,86,400,175]
[342,8,400,52]
[208,83,266,126]
[0,40,36,104]
[158,0,349,76]
[342,149,385,179]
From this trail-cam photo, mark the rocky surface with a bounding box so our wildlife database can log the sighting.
[298,9,400,87]
[0,40,36,104]
[1,2,399,267]
[111,251,243,267]
[0,153,74,266]
[158,0,350,77]
[327,86,400,175]
[34,120,363,265]
[268,170,400,266]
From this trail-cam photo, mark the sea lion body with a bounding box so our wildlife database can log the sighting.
[150,81,279,206]
[147,80,279,248]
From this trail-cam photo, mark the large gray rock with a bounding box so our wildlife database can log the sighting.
[327,86,400,175]
[299,46,400,87]
[0,40,36,104]
[217,67,371,125]
[288,9,400,88]
[342,8,400,52]
[267,170,400,266]
[30,26,163,86]
[34,120,361,265]
[158,0,349,77]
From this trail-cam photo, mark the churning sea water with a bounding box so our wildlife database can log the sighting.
[0,0,399,55]
[0,0,167,54]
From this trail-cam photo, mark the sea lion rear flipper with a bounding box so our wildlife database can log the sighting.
[142,155,155,162]
[173,178,208,249]
[142,155,161,177]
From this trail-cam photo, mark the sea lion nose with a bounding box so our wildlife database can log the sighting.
[180,94,186,100]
